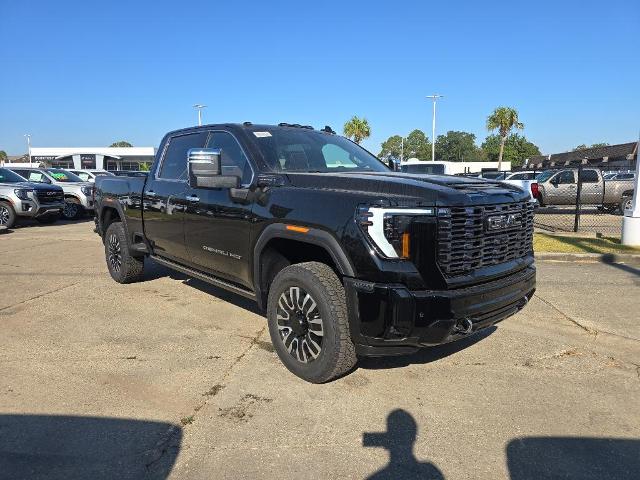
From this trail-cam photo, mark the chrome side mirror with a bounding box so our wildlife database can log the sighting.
[188,148,239,189]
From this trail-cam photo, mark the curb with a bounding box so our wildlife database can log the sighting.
[536,252,640,266]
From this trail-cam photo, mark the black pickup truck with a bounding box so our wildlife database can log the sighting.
[94,123,535,383]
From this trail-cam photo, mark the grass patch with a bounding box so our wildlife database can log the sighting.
[534,233,640,254]
[180,415,195,426]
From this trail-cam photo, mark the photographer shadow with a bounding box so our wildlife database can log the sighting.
[363,409,444,480]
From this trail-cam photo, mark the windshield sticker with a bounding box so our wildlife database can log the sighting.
[253,131,272,138]
[50,172,69,180]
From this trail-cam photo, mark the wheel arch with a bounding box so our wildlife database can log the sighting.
[253,224,354,310]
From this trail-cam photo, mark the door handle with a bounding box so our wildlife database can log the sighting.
[186,194,200,203]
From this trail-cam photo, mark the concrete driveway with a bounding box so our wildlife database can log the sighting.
[1,220,638,479]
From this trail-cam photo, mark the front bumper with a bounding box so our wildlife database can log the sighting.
[345,266,536,356]
[15,199,65,218]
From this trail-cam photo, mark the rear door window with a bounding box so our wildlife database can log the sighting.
[557,171,575,184]
[159,132,209,180]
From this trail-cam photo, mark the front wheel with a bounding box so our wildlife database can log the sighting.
[0,202,17,229]
[62,200,83,220]
[267,262,356,383]
[104,222,144,283]
[619,196,633,214]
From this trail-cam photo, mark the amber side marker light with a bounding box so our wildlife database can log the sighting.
[401,232,410,258]
[286,225,310,233]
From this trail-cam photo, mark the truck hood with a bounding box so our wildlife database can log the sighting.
[54,182,93,193]
[284,171,530,206]
[0,181,63,192]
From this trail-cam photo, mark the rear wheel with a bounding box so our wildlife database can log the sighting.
[267,262,356,383]
[104,222,144,283]
[62,199,83,220]
[0,202,17,229]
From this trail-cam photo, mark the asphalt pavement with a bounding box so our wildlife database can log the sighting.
[0,220,638,479]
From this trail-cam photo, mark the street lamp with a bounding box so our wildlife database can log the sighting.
[193,104,207,126]
[24,134,32,166]
[426,94,444,161]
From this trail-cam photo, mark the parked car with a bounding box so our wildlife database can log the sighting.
[501,171,539,204]
[8,167,95,220]
[480,171,509,180]
[605,172,635,181]
[535,168,634,213]
[108,170,149,177]
[0,167,65,228]
[94,123,535,383]
[67,169,114,183]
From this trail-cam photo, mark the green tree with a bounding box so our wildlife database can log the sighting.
[481,134,541,168]
[109,141,133,147]
[0,150,7,163]
[139,162,152,172]
[573,142,610,151]
[404,129,431,160]
[435,131,482,162]
[343,116,371,144]
[379,135,403,162]
[486,107,524,170]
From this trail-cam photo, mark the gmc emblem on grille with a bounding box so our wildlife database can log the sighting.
[46,191,57,196]
[485,213,522,231]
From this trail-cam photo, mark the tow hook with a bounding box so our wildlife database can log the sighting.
[454,318,473,335]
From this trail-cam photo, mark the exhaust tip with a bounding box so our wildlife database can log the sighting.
[454,318,473,335]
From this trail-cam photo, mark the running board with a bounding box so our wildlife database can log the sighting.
[150,255,256,300]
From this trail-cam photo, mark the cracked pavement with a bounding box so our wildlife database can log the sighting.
[0,220,638,479]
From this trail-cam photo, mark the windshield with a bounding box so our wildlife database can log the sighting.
[536,171,555,182]
[0,168,28,183]
[251,128,389,173]
[46,169,84,182]
[401,163,445,175]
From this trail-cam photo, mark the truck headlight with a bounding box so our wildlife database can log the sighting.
[357,206,435,258]
[81,186,93,196]
[14,189,33,200]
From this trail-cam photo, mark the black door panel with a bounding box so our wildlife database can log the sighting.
[184,130,255,287]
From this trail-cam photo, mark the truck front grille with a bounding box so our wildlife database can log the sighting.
[437,201,534,277]
[36,190,64,205]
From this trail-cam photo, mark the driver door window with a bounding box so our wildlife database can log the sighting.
[206,132,252,184]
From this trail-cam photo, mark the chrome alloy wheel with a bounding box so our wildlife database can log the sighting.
[0,206,9,225]
[107,233,122,273]
[276,286,324,363]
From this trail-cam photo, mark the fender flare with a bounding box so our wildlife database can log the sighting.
[252,223,355,308]
[98,198,128,237]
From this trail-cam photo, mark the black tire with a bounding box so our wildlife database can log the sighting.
[62,199,83,220]
[104,222,144,283]
[0,201,17,229]
[619,196,633,215]
[36,212,61,224]
[267,261,356,383]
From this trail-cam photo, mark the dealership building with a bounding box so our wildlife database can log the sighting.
[21,147,156,171]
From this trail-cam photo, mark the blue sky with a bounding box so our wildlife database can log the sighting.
[1,0,638,155]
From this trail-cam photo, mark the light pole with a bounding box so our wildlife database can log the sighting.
[400,136,404,162]
[426,94,443,161]
[193,104,207,126]
[24,134,32,166]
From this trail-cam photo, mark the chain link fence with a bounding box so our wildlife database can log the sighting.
[526,162,635,237]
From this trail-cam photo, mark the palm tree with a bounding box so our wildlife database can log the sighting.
[486,107,524,170]
[343,116,371,144]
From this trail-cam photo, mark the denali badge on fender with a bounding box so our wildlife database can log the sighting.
[485,213,522,231]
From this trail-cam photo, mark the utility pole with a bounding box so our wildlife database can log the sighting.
[193,104,207,126]
[24,134,32,166]
[426,94,443,161]
[400,136,404,162]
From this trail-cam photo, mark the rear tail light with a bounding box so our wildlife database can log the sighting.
[530,182,539,198]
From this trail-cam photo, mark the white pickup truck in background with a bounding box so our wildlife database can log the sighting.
[501,171,539,204]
